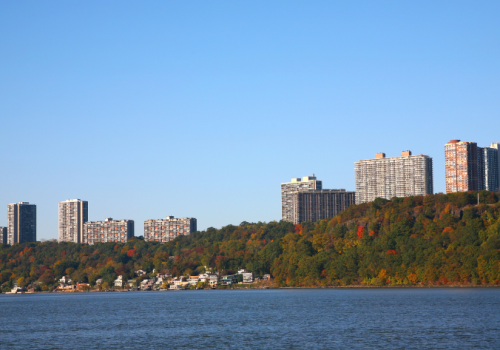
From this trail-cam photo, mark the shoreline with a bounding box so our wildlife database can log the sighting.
[3,284,500,295]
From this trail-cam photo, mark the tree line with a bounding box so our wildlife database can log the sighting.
[1,190,500,291]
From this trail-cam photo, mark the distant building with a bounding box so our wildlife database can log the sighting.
[291,189,355,224]
[281,175,322,222]
[221,275,238,286]
[83,218,134,244]
[355,151,433,204]
[492,142,500,191]
[445,140,479,193]
[58,199,88,243]
[0,227,6,244]
[237,270,254,283]
[478,143,499,191]
[445,140,499,193]
[114,275,124,288]
[7,202,36,245]
[143,216,197,243]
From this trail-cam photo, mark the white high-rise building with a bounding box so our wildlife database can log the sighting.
[58,199,88,243]
[281,175,322,222]
[355,151,433,204]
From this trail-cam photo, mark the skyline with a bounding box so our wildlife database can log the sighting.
[1,2,499,239]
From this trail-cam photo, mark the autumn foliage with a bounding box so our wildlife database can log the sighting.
[356,226,365,240]
[0,191,500,291]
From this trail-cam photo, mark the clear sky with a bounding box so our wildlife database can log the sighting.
[1,2,499,240]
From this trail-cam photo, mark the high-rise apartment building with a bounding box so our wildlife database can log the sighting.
[281,175,322,222]
[355,151,433,204]
[445,140,479,193]
[291,189,355,224]
[83,218,134,245]
[144,216,197,243]
[58,199,88,243]
[480,143,499,191]
[490,142,500,191]
[7,202,37,245]
[0,227,7,245]
[445,140,499,193]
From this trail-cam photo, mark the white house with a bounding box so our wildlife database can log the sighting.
[59,276,72,284]
[114,275,124,288]
[242,272,254,283]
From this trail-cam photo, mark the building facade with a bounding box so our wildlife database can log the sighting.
[445,140,479,193]
[58,199,88,243]
[479,144,499,191]
[0,227,6,245]
[291,189,355,224]
[281,175,322,222]
[144,216,197,243]
[491,142,500,191]
[355,151,433,204]
[445,140,499,193]
[7,202,37,245]
[83,218,134,245]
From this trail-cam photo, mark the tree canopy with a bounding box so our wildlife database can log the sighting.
[1,191,500,291]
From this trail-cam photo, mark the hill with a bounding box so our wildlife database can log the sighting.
[1,190,500,291]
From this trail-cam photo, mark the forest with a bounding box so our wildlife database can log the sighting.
[1,190,500,291]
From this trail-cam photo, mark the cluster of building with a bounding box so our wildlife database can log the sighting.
[129,269,269,290]
[281,175,355,224]
[1,140,498,245]
[445,141,499,192]
[281,140,500,223]
[50,268,271,292]
[0,198,197,245]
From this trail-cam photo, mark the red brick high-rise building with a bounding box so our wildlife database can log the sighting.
[445,140,479,193]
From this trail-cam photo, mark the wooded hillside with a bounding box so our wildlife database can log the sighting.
[1,190,500,291]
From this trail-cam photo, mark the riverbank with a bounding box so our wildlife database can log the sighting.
[3,283,500,295]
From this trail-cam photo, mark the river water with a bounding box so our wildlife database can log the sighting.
[0,288,499,349]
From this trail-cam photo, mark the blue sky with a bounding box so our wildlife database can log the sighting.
[1,2,499,239]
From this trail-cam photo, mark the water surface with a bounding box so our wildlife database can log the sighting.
[0,288,499,349]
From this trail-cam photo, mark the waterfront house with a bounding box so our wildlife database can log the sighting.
[140,278,155,290]
[169,284,184,290]
[209,274,219,288]
[171,276,189,288]
[56,283,76,292]
[221,275,238,286]
[242,272,254,283]
[198,273,209,283]
[187,276,199,286]
[114,275,124,288]
[59,276,72,284]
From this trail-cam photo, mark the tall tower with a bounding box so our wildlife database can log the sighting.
[445,140,479,193]
[281,175,322,222]
[0,227,7,245]
[58,199,88,243]
[355,151,433,204]
[478,146,499,191]
[489,142,500,191]
[7,202,36,245]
